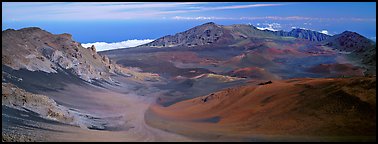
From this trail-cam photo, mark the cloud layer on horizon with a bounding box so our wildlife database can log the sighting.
[81,39,154,51]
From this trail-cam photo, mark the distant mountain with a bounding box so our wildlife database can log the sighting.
[324,31,375,52]
[322,31,376,75]
[2,27,123,82]
[107,22,375,80]
[139,22,278,48]
[140,22,333,48]
[271,28,331,41]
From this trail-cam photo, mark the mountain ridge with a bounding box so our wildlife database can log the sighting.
[140,22,335,48]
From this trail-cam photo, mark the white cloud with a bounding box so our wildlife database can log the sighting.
[256,23,281,31]
[303,22,312,25]
[172,16,233,20]
[204,3,285,10]
[290,26,310,30]
[171,16,376,22]
[3,2,376,22]
[320,30,329,35]
[3,2,286,21]
[81,39,154,51]
[370,37,376,42]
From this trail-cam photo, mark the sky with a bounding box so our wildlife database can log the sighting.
[2,2,376,51]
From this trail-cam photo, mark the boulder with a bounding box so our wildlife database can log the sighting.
[258,81,273,85]
[102,55,110,64]
[90,45,96,52]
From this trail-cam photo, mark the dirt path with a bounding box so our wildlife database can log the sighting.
[11,82,197,142]
[46,93,195,142]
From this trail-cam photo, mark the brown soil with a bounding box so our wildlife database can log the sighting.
[146,77,376,141]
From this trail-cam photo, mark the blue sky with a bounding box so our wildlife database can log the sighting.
[2,2,376,51]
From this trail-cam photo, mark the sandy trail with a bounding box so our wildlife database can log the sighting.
[26,82,196,142]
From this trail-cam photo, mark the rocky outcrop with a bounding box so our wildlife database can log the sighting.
[90,45,96,52]
[2,82,111,130]
[2,27,125,82]
[2,82,75,123]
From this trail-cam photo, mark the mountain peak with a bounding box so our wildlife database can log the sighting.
[141,22,227,48]
[230,23,252,28]
[198,22,220,28]
[324,29,375,53]
[341,30,355,34]
[336,30,371,40]
[202,22,216,25]
[59,33,73,39]
[340,31,361,36]
[18,27,43,32]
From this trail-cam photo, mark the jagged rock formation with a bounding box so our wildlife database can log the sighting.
[2,27,124,82]
[272,28,330,41]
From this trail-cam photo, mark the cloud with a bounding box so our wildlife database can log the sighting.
[171,16,376,22]
[256,23,281,31]
[303,22,312,25]
[81,39,154,51]
[370,37,376,42]
[320,30,329,35]
[204,3,285,10]
[3,2,375,22]
[2,2,287,21]
[172,16,233,20]
[3,2,204,21]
